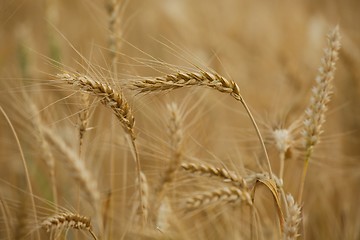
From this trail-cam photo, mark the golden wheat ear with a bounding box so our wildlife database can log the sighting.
[283,194,301,240]
[298,26,341,202]
[186,186,253,209]
[57,73,135,140]
[40,212,98,240]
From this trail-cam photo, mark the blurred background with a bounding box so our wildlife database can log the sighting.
[0,0,359,239]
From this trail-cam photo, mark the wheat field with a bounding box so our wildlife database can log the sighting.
[0,0,359,239]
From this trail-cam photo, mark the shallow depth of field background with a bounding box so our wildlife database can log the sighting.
[0,0,359,239]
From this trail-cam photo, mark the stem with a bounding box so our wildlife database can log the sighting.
[279,151,285,180]
[0,199,12,240]
[298,148,312,203]
[0,106,40,239]
[107,117,116,238]
[89,229,98,240]
[130,138,146,226]
[240,99,273,178]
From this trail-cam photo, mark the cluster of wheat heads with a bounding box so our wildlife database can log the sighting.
[0,3,343,238]
[51,26,341,239]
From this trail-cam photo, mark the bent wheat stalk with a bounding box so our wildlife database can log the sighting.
[132,71,273,178]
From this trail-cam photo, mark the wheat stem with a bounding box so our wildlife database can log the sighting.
[0,106,40,239]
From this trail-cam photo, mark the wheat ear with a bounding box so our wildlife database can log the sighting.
[156,103,184,199]
[181,162,247,188]
[58,73,135,140]
[298,26,341,202]
[283,194,301,240]
[107,0,123,67]
[42,127,100,208]
[272,128,293,180]
[186,186,252,209]
[41,212,98,240]
[138,171,149,225]
[132,71,273,178]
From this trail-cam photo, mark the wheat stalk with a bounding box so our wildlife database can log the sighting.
[0,106,40,239]
[78,93,90,155]
[41,212,98,240]
[27,100,59,210]
[186,186,252,209]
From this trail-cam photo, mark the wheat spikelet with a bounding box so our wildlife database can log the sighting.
[41,212,98,239]
[181,162,247,188]
[132,71,242,101]
[186,186,252,209]
[57,73,135,140]
[283,194,301,240]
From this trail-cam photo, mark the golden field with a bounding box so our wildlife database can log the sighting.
[0,0,359,239]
